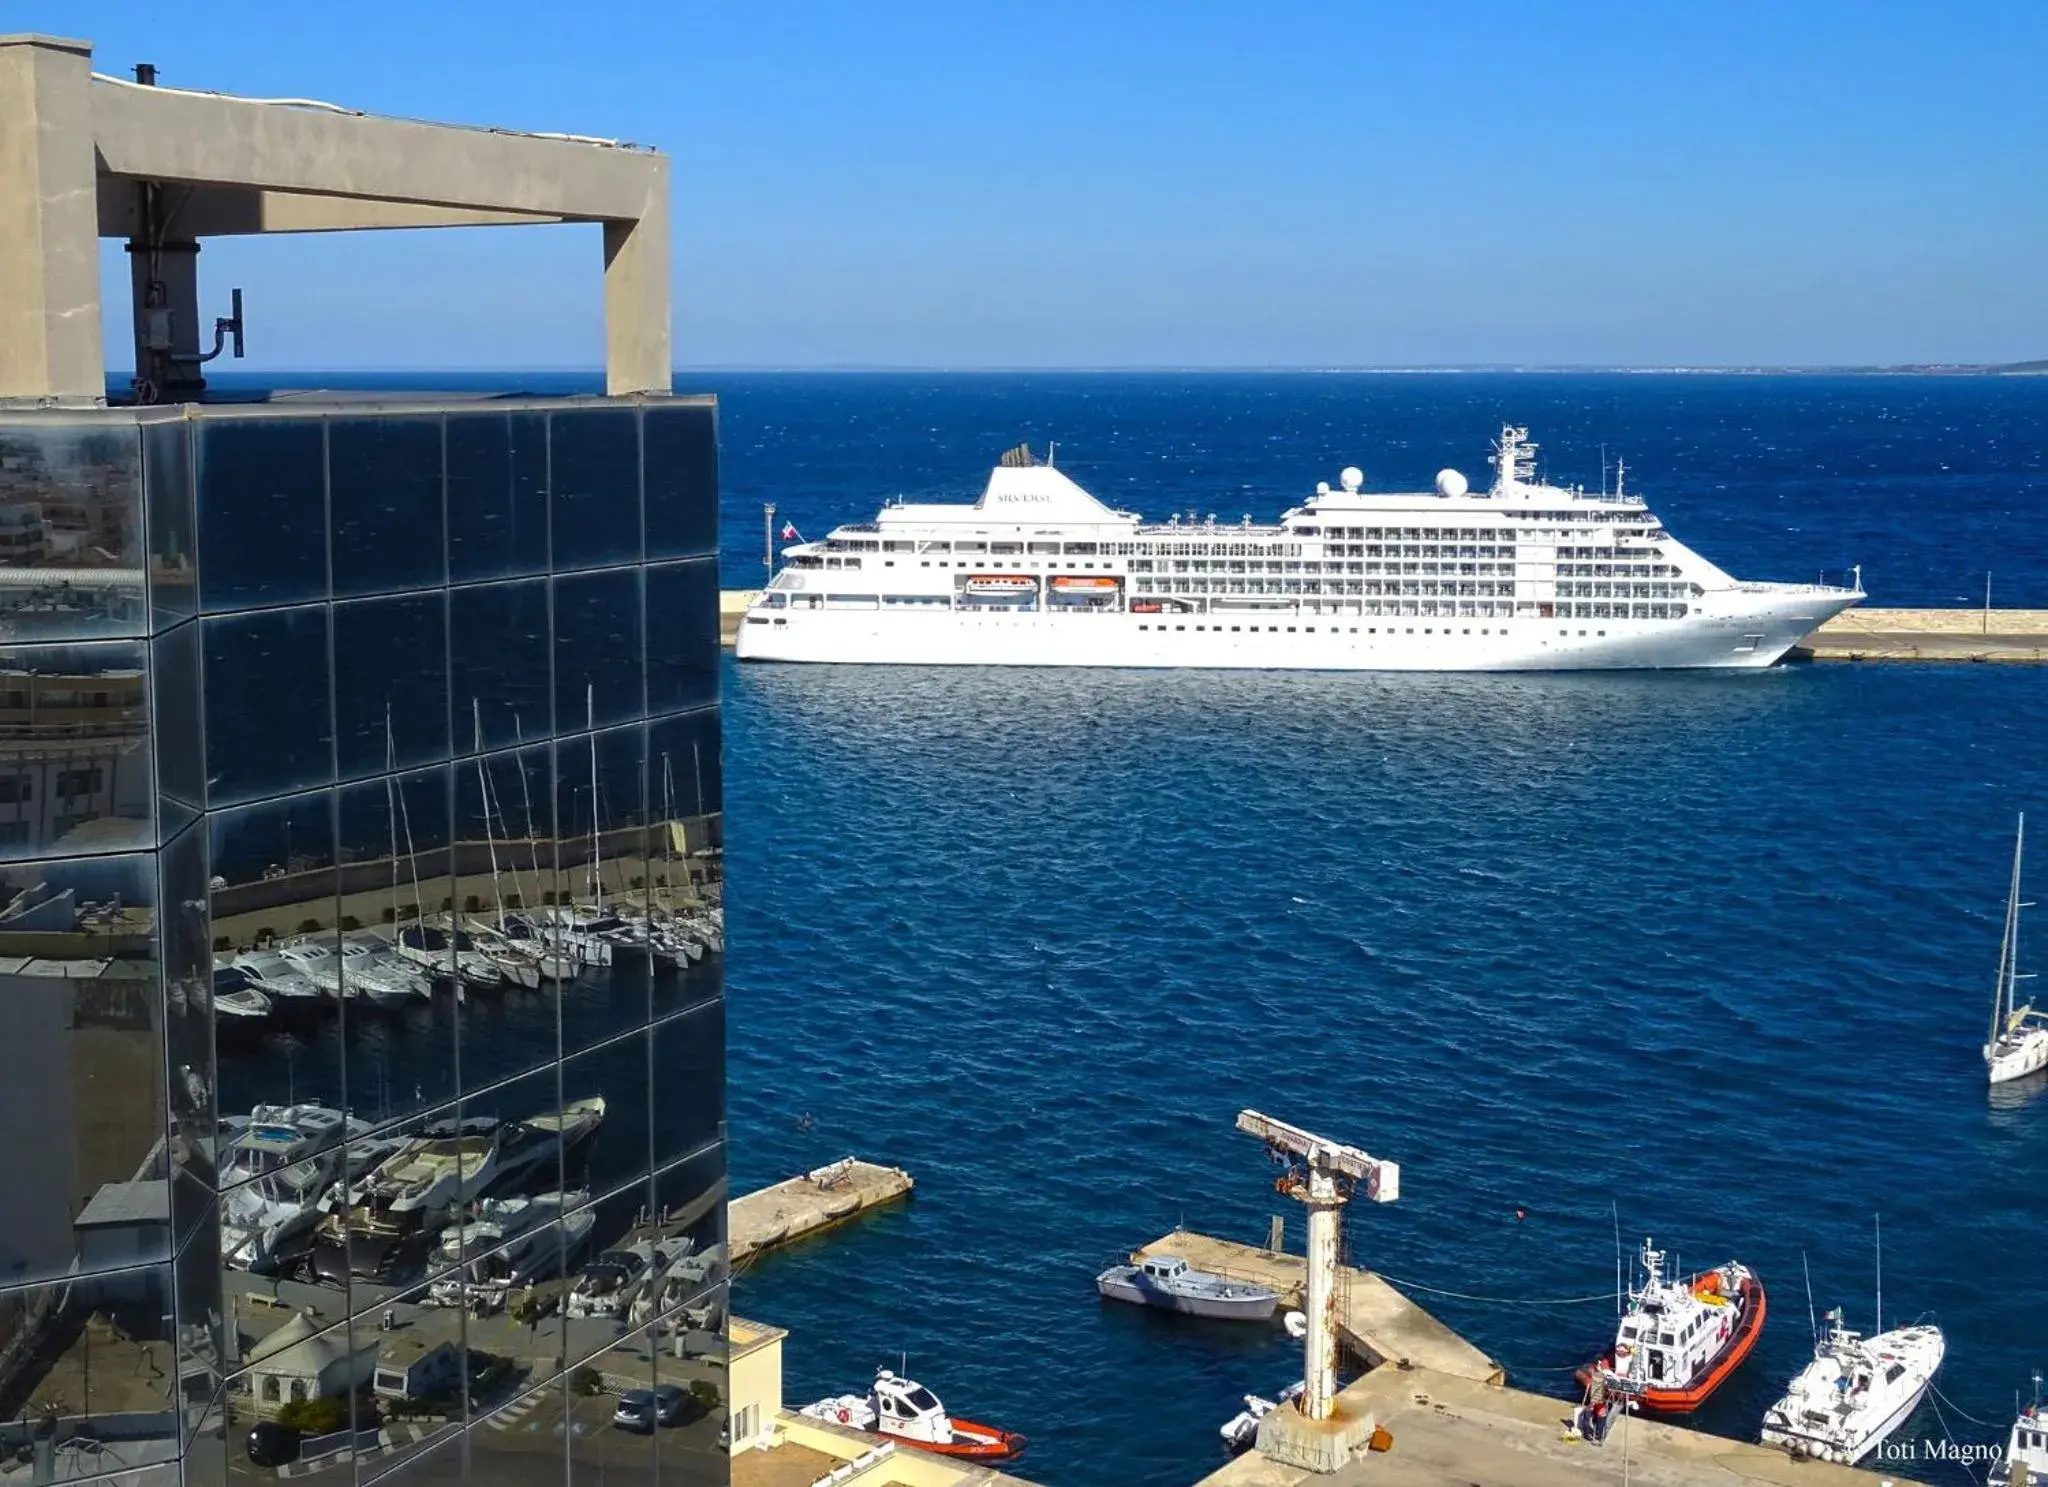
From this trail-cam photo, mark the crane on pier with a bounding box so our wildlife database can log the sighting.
[1236,1110,1399,1428]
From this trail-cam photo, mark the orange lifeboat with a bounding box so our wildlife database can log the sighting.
[1050,575,1119,593]
[1575,1245,1766,1415]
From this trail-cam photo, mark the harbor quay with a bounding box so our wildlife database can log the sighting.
[728,1160,915,1267]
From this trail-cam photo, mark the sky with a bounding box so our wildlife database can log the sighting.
[70,0,2048,370]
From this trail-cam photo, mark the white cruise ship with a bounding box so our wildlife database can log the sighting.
[736,427,1863,670]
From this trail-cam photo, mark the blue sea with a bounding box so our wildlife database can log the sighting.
[230,371,2048,1484]
[713,375,2048,1486]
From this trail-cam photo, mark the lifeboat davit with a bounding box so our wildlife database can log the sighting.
[1575,1243,1766,1415]
[963,575,1036,597]
[1050,575,1118,593]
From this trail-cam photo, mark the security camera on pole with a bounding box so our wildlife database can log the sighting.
[1236,1109,1399,1472]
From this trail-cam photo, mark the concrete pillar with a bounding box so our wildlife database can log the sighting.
[1301,1168,1341,1422]
[0,35,105,404]
[126,232,206,401]
[602,153,671,395]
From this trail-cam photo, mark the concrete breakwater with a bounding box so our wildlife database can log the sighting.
[720,591,2048,661]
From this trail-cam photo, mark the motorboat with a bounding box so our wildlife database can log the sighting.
[445,916,545,989]
[631,1238,725,1326]
[312,1097,605,1279]
[1096,1254,1279,1322]
[227,950,328,1015]
[1988,1374,2047,1486]
[392,923,505,991]
[565,1237,656,1319]
[220,1104,364,1190]
[1760,1309,1944,1464]
[209,967,273,1032]
[799,1369,1026,1463]
[1985,814,2048,1085]
[426,1188,591,1304]
[1578,1239,1765,1414]
[1221,1382,1304,1455]
[222,1149,348,1273]
[339,930,432,1006]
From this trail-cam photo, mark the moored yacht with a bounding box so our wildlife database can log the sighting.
[1579,1239,1765,1414]
[208,967,274,1033]
[227,950,327,1015]
[1985,814,2048,1085]
[312,1096,605,1279]
[426,1188,594,1304]
[339,929,432,1006]
[1096,1254,1280,1322]
[564,1236,655,1319]
[1760,1309,1944,1464]
[738,430,1862,672]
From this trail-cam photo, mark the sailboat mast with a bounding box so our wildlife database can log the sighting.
[1873,1212,1881,1336]
[1994,814,2026,1046]
[587,684,602,912]
[385,704,401,936]
[474,699,506,930]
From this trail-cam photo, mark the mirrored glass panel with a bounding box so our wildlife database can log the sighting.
[549,408,640,573]
[202,605,334,806]
[339,768,457,1131]
[557,725,648,1054]
[648,711,721,1020]
[447,410,548,584]
[334,592,450,779]
[318,1095,463,1307]
[161,819,216,1251]
[553,568,643,732]
[641,400,718,563]
[0,1265,180,1478]
[209,790,345,1196]
[151,618,203,822]
[176,1196,227,1444]
[0,419,146,640]
[643,560,719,718]
[450,578,551,755]
[0,850,166,1289]
[651,1002,723,1174]
[568,1321,658,1485]
[454,743,559,1091]
[220,1314,372,1457]
[195,416,327,612]
[562,1033,650,1209]
[0,638,151,860]
[143,416,196,629]
[331,416,447,599]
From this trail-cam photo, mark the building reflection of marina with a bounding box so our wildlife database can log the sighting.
[0,396,726,1485]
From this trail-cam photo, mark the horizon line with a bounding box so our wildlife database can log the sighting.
[200,361,2048,377]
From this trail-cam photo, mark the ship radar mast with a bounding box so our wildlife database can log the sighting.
[1491,425,1538,495]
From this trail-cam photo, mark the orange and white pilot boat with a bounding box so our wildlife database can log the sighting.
[799,1368,1027,1463]
[1576,1238,1766,1415]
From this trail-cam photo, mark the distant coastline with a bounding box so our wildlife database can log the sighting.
[200,362,2048,380]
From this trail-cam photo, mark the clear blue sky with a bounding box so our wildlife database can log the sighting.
[74,0,2048,369]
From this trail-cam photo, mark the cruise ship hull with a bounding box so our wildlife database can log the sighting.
[738,586,1857,672]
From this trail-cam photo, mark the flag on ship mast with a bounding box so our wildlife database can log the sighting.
[780,521,802,542]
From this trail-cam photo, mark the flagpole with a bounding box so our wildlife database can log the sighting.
[763,503,775,586]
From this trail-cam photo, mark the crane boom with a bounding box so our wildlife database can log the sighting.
[1236,1108,1400,1202]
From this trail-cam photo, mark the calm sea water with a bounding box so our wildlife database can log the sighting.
[224,372,2048,1483]
[710,375,2048,1486]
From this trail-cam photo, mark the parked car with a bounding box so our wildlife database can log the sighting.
[247,1421,301,1466]
[613,1390,657,1433]
[650,1384,689,1425]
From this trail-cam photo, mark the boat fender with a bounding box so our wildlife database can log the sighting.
[838,1407,851,1423]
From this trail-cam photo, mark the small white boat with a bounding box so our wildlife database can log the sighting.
[962,574,1037,599]
[1220,1382,1303,1454]
[209,967,273,1029]
[1988,1373,2046,1486]
[228,950,327,1013]
[1760,1309,1944,1464]
[1985,814,2048,1085]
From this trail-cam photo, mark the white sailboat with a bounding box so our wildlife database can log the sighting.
[1985,813,2048,1085]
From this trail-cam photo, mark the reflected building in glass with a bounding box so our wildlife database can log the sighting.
[0,396,724,1485]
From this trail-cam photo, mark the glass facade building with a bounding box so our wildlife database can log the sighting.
[0,396,725,1485]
